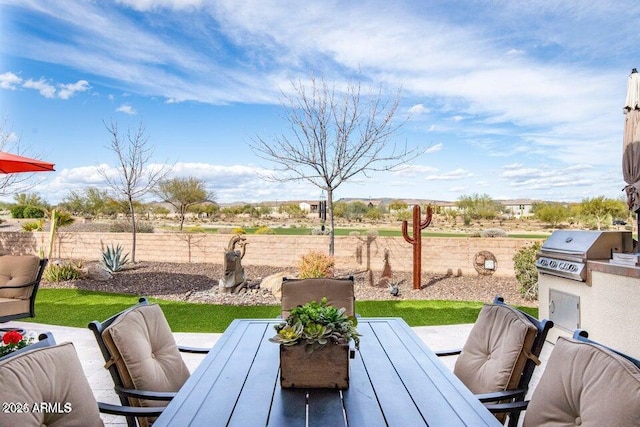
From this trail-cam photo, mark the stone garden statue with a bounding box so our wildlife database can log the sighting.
[221,234,248,293]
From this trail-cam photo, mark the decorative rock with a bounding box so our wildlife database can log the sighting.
[87,265,112,281]
[259,271,295,300]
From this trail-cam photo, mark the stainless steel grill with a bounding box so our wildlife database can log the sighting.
[536,230,633,281]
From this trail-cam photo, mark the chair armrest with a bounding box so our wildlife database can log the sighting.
[434,348,462,357]
[115,385,176,401]
[178,345,209,354]
[476,388,528,402]
[484,400,529,414]
[98,401,165,417]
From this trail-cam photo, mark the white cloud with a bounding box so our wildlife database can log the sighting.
[116,0,203,11]
[116,104,137,115]
[425,168,473,181]
[408,103,429,115]
[23,78,56,98]
[57,80,90,99]
[425,143,443,153]
[17,75,90,99]
[0,72,22,90]
[392,164,439,177]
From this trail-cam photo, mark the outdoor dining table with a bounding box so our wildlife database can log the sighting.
[153,318,501,426]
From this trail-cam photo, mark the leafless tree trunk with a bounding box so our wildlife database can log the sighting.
[251,76,423,254]
[99,120,171,262]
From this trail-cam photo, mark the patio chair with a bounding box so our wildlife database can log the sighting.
[487,329,640,426]
[436,296,553,426]
[281,276,355,318]
[88,297,208,427]
[0,255,47,324]
[0,331,163,426]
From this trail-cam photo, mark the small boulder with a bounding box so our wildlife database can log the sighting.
[259,271,295,300]
[87,264,112,281]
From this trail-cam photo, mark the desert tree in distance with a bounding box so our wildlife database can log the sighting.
[154,177,213,231]
[99,120,171,262]
[251,75,424,254]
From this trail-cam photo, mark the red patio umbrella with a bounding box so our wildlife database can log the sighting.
[0,151,55,174]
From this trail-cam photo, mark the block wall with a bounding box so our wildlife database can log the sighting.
[0,232,543,277]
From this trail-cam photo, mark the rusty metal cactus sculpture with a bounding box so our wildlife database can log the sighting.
[402,205,433,290]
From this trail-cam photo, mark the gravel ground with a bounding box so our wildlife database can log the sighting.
[41,261,536,307]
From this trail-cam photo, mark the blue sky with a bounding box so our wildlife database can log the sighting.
[1,0,639,205]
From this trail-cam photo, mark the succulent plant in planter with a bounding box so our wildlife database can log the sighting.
[270,297,360,353]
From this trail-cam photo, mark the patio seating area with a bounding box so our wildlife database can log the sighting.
[2,319,552,426]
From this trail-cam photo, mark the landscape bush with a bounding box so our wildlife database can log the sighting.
[43,261,81,282]
[23,205,45,218]
[108,221,154,233]
[22,220,44,232]
[254,226,275,235]
[299,251,334,278]
[513,241,541,300]
[480,228,508,238]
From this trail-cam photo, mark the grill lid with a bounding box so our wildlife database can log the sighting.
[540,230,632,260]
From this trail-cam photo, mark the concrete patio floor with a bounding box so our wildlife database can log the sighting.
[3,320,552,426]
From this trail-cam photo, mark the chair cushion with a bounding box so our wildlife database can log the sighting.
[0,342,103,427]
[0,298,30,317]
[101,303,190,409]
[0,255,40,299]
[281,277,355,318]
[524,337,640,427]
[454,303,538,394]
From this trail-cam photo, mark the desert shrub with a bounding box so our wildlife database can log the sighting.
[299,251,334,279]
[513,242,541,300]
[232,227,246,234]
[23,205,45,218]
[468,231,481,237]
[311,226,329,235]
[10,205,25,218]
[43,261,80,282]
[109,221,154,233]
[254,226,275,235]
[22,220,44,232]
[480,228,508,238]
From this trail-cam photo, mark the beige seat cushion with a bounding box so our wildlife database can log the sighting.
[101,303,190,412]
[524,337,640,427]
[281,277,355,318]
[0,255,40,299]
[454,303,538,394]
[0,298,30,317]
[0,342,103,427]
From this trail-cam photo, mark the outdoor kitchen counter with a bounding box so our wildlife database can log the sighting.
[540,260,640,359]
[586,259,640,283]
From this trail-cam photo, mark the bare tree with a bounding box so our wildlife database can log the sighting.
[99,120,171,262]
[251,76,423,254]
[154,177,213,230]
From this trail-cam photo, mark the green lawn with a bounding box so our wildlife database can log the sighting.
[22,289,537,333]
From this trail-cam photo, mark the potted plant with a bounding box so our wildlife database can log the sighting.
[270,298,360,389]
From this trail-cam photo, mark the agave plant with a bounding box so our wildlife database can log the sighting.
[101,244,130,272]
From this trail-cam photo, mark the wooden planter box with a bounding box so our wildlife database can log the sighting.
[280,343,350,389]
